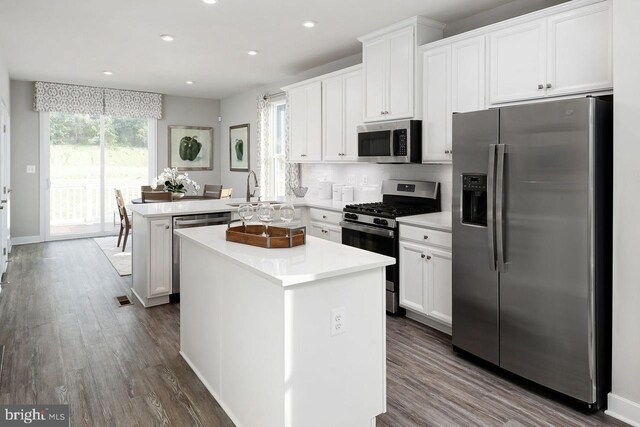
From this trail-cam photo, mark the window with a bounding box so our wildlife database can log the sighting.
[270,99,287,199]
[43,112,156,238]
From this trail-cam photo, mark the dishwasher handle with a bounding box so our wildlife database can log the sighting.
[173,217,230,227]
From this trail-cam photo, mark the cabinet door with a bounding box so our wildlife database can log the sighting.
[326,224,342,244]
[342,70,362,161]
[363,38,387,122]
[488,20,547,104]
[149,219,172,297]
[322,75,344,162]
[546,2,612,97]
[288,85,308,162]
[422,45,451,164]
[399,240,427,314]
[386,26,415,120]
[309,222,327,240]
[306,82,323,162]
[452,36,486,114]
[425,247,452,326]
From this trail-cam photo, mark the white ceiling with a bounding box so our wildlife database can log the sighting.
[0,0,513,100]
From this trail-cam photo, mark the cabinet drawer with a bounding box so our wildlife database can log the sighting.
[399,224,451,248]
[309,208,342,225]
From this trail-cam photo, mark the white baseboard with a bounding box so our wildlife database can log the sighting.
[11,235,43,245]
[607,393,640,427]
[405,310,452,336]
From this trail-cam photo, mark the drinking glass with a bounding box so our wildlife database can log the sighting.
[279,204,296,236]
[237,204,254,227]
[257,203,275,236]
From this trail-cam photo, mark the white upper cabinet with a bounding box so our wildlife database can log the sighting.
[288,81,322,162]
[362,38,387,122]
[386,27,415,121]
[422,45,451,163]
[488,0,612,105]
[546,1,612,96]
[421,35,485,164]
[322,67,362,162]
[360,17,444,123]
[451,36,486,114]
[488,20,547,104]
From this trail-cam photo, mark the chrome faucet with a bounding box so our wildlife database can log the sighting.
[246,170,259,202]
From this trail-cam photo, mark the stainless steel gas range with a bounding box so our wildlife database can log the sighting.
[341,180,441,314]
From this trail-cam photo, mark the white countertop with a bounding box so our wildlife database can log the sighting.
[175,225,395,287]
[397,212,453,232]
[129,197,351,218]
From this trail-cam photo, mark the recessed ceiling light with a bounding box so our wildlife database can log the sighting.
[160,34,175,42]
[186,81,194,85]
[103,70,113,75]
[202,0,217,4]
[247,50,258,56]
[302,21,316,28]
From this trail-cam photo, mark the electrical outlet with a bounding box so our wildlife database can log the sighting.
[330,307,346,337]
[26,165,36,174]
[362,175,368,185]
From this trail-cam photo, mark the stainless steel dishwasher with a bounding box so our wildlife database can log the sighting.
[172,212,231,295]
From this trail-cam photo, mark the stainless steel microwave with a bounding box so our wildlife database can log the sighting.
[357,120,422,163]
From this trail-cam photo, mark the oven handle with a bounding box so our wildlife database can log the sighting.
[340,221,395,239]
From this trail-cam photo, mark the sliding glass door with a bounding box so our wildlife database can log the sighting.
[43,112,155,239]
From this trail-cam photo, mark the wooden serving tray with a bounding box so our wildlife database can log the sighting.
[226,224,306,248]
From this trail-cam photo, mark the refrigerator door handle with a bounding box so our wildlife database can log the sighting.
[487,144,497,271]
[496,144,506,272]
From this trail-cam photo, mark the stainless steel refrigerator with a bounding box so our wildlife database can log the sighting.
[451,97,612,409]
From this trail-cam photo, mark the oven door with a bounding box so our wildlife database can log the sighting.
[341,221,399,312]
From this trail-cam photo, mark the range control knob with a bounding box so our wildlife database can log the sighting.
[345,213,359,220]
[373,218,388,226]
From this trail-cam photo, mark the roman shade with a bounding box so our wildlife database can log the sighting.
[33,82,162,119]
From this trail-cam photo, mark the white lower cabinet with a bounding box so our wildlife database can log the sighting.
[149,218,173,297]
[399,224,452,333]
[309,208,342,243]
[132,213,173,307]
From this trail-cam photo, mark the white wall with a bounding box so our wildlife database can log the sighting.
[608,0,640,424]
[0,45,9,109]
[9,81,221,240]
[156,95,221,188]
[444,0,568,37]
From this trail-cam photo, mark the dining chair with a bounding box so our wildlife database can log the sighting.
[203,184,223,199]
[115,189,132,252]
[220,188,233,199]
[142,191,173,203]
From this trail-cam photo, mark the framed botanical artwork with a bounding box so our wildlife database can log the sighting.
[168,125,213,171]
[229,123,250,172]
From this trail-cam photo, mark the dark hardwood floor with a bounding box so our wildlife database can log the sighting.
[0,240,628,426]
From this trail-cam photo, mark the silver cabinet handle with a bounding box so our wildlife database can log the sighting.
[538,84,544,90]
[546,83,552,89]
[300,154,307,157]
[487,144,497,271]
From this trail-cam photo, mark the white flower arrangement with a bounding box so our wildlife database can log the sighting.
[152,167,200,195]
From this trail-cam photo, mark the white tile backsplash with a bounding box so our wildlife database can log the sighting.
[300,163,453,211]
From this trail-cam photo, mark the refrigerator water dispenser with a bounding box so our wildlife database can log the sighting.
[461,174,487,226]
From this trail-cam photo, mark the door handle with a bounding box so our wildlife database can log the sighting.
[487,144,497,271]
[496,144,506,273]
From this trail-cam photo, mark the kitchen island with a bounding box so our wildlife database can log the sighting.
[174,225,394,427]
